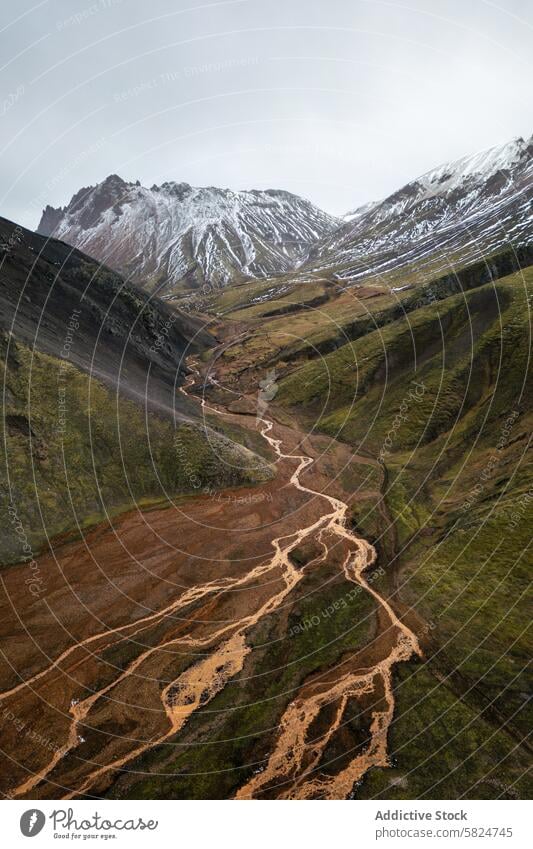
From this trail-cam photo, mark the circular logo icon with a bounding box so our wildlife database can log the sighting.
[20,810,46,837]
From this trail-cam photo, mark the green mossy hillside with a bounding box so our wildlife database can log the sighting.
[0,335,273,565]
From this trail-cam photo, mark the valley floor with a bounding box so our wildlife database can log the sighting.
[0,356,433,800]
[1,261,531,800]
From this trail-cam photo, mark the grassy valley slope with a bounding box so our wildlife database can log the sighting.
[0,217,272,563]
[200,250,532,798]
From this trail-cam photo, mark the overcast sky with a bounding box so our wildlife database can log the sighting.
[1,0,532,229]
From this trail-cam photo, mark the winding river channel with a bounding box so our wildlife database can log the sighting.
[3,358,422,800]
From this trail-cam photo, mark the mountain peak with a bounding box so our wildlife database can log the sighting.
[101,173,128,186]
[304,133,532,285]
[416,135,530,195]
[36,178,339,293]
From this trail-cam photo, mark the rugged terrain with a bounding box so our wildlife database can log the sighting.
[1,136,531,800]
[37,177,339,295]
[36,135,532,306]
[304,135,533,287]
[1,334,436,800]
[1,244,531,799]
[0,217,271,562]
[200,248,533,799]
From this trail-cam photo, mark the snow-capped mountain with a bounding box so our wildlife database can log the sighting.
[36,136,532,297]
[304,135,533,284]
[37,176,339,294]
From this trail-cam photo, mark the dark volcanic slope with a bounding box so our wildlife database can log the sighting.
[0,216,211,418]
[0,217,272,564]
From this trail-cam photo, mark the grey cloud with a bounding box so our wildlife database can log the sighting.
[1,0,532,229]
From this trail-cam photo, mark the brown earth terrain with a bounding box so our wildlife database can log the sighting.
[0,348,430,800]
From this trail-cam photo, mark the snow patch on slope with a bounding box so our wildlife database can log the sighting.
[38,178,340,293]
